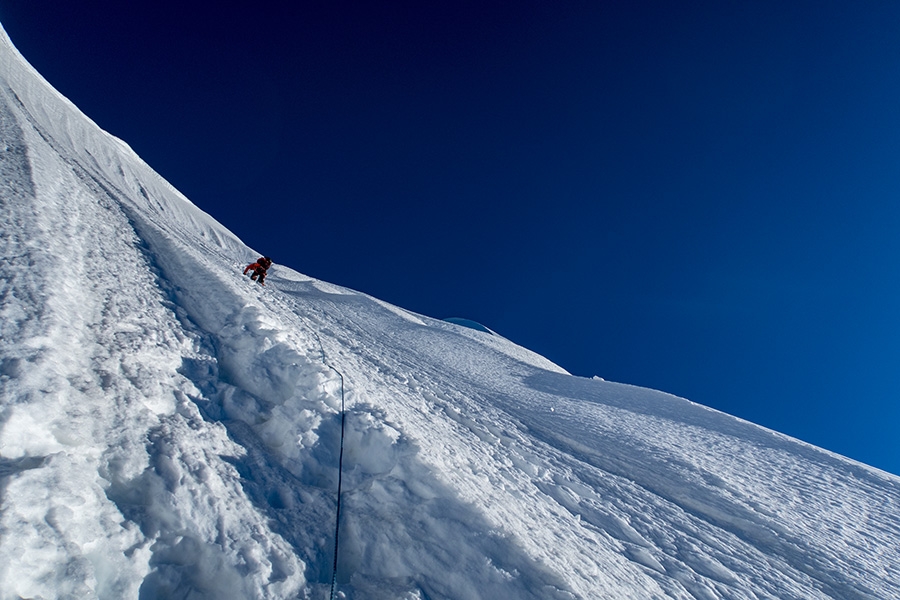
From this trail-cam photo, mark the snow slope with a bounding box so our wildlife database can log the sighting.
[1,22,899,600]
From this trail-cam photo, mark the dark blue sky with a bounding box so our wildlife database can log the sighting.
[3,1,899,476]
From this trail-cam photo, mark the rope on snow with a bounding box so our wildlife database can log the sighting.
[309,327,347,600]
[329,367,346,600]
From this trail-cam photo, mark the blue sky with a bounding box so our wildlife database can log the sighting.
[2,1,899,476]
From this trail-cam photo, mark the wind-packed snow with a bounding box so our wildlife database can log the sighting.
[1,22,899,600]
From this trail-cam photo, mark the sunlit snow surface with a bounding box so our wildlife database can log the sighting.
[1,22,899,600]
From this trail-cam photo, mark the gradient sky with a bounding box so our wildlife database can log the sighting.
[2,1,899,476]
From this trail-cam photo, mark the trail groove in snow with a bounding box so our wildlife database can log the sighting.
[1,20,899,600]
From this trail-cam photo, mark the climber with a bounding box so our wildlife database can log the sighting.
[243,256,273,285]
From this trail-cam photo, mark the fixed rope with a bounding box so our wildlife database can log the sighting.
[328,367,346,600]
[308,327,347,600]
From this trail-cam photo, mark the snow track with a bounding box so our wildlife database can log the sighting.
[1,20,899,600]
[1,80,309,598]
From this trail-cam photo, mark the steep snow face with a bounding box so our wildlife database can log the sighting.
[1,22,899,600]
